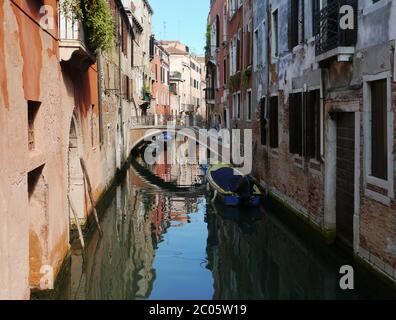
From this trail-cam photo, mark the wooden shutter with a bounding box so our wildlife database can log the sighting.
[270,96,279,149]
[260,98,267,146]
[296,93,303,156]
[105,63,110,92]
[305,90,320,159]
[312,0,320,36]
[289,94,296,153]
[371,79,388,180]
[288,0,299,50]
[289,93,303,155]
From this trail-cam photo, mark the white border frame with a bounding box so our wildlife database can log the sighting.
[363,71,394,205]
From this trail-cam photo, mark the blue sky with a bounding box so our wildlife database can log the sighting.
[150,0,210,55]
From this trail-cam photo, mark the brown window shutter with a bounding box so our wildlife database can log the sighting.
[270,96,279,149]
[305,90,320,159]
[260,98,267,146]
[289,92,303,155]
[371,79,388,180]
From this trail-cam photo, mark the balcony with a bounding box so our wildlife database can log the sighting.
[315,0,357,63]
[181,104,195,113]
[205,87,215,103]
[58,13,95,72]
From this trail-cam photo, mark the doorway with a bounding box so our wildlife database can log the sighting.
[68,117,85,230]
[223,107,228,129]
[335,112,355,248]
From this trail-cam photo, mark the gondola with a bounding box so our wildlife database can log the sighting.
[206,164,264,207]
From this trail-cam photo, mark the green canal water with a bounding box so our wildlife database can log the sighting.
[51,155,396,300]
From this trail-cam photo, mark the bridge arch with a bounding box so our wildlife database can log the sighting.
[129,126,230,163]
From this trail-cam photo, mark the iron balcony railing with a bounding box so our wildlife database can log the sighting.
[315,0,357,57]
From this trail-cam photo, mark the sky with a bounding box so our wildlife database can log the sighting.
[150,0,210,56]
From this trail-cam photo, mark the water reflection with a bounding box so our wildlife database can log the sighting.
[55,153,210,300]
[52,145,396,300]
[206,202,395,300]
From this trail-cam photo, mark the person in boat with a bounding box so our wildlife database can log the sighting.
[233,175,255,204]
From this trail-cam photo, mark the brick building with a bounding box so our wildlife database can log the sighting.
[207,0,396,284]
[151,40,171,118]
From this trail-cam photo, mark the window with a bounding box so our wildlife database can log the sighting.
[223,58,227,85]
[272,9,279,58]
[233,94,237,118]
[105,63,110,93]
[245,21,253,67]
[289,90,321,159]
[247,90,252,121]
[312,0,321,36]
[305,90,321,160]
[126,76,130,100]
[289,1,299,49]
[237,29,242,71]
[289,93,303,155]
[260,98,267,146]
[269,96,279,149]
[233,93,241,119]
[254,29,259,71]
[216,15,220,48]
[223,4,227,42]
[28,101,41,151]
[237,92,241,119]
[170,83,176,94]
[289,0,305,49]
[370,79,388,180]
[217,64,220,89]
[121,20,128,56]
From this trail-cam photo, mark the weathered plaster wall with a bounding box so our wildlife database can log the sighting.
[0,0,66,298]
[252,0,325,230]
[0,0,139,299]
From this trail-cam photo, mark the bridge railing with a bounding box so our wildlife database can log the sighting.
[130,115,208,128]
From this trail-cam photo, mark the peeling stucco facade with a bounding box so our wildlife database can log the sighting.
[207,0,396,284]
[252,0,396,283]
[0,0,151,299]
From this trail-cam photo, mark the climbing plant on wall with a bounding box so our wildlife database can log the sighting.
[60,0,114,53]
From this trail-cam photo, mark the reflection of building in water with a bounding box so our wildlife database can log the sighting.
[206,207,345,300]
[150,143,204,187]
[57,171,156,300]
[56,149,204,299]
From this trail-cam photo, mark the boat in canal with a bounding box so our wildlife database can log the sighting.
[206,164,264,207]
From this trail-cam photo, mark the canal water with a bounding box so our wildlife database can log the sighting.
[52,151,396,300]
